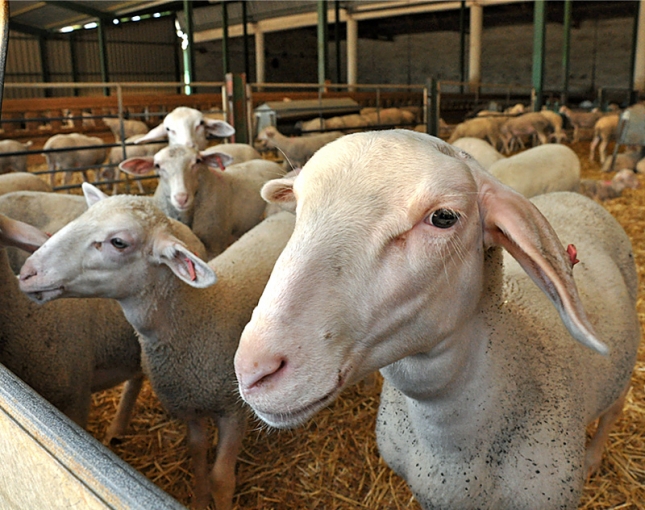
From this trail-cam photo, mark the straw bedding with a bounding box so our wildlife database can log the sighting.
[85,139,645,509]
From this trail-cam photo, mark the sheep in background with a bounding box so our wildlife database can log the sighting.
[0,140,33,174]
[255,125,343,169]
[19,187,297,510]
[487,143,580,198]
[0,173,52,196]
[499,112,554,154]
[208,142,262,165]
[43,133,107,189]
[590,113,620,163]
[539,108,567,142]
[450,136,505,170]
[299,107,417,134]
[135,106,235,150]
[559,106,603,142]
[120,145,285,259]
[601,150,642,172]
[504,102,526,114]
[102,117,149,142]
[447,116,505,149]
[0,212,143,442]
[234,130,639,510]
[579,169,640,201]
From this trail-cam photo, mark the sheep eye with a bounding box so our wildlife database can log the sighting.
[427,209,459,229]
[154,163,160,169]
[110,238,129,250]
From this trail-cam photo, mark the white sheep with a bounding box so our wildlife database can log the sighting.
[0,212,143,442]
[589,113,620,164]
[43,133,107,189]
[299,107,417,134]
[255,126,343,169]
[539,108,567,142]
[102,117,149,142]
[450,136,505,170]
[135,106,235,150]
[119,144,285,259]
[579,169,640,201]
[19,187,297,510]
[233,129,639,510]
[0,172,52,195]
[207,142,262,165]
[601,150,641,172]
[0,139,33,173]
[487,143,580,198]
[447,116,505,150]
[499,111,553,154]
[104,134,167,195]
[559,106,603,142]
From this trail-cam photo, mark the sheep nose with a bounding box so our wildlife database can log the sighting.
[19,260,38,281]
[174,192,189,207]
[234,343,287,396]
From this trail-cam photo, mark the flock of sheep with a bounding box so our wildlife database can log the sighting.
[0,99,642,510]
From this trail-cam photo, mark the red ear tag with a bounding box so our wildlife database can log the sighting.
[566,244,579,267]
[215,154,226,172]
[184,257,197,281]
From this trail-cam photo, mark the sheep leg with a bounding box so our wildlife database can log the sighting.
[589,136,599,162]
[598,137,609,165]
[210,413,246,510]
[585,383,630,478]
[104,373,144,444]
[187,417,212,509]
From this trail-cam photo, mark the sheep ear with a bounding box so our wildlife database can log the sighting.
[261,177,297,211]
[119,157,156,176]
[135,123,167,143]
[82,183,109,207]
[473,168,607,355]
[152,233,217,288]
[204,119,236,138]
[0,213,50,253]
[199,150,235,170]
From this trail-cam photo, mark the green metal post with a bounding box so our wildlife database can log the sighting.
[532,0,547,111]
[39,35,52,97]
[242,1,250,79]
[317,0,328,86]
[222,1,229,76]
[184,0,195,93]
[561,0,571,106]
[226,73,248,144]
[97,19,109,96]
[335,0,341,84]
[459,0,466,94]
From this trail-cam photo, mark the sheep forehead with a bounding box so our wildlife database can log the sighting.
[82,196,168,235]
[155,144,197,165]
[165,106,201,127]
[295,131,477,217]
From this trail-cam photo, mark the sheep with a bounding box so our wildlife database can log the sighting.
[450,136,505,170]
[299,107,417,134]
[0,140,33,173]
[539,108,567,142]
[103,134,167,194]
[559,106,603,142]
[119,144,285,259]
[19,187,297,510]
[499,111,554,154]
[487,143,580,198]
[207,142,262,165]
[102,117,149,142]
[233,129,639,510]
[579,169,640,201]
[255,126,343,169]
[0,212,143,442]
[601,150,641,172]
[43,133,107,189]
[135,106,235,150]
[0,172,52,196]
[589,113,620,163]
[447,116,505,150]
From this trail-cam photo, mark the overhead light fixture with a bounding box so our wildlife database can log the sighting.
[84,22,97,29]
[60,26,74,33]
[132,15,141,21]
[153,12,161,18]
[113,18,120,25]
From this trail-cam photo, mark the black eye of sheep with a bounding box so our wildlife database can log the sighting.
[110,238,128,250]
[427,209,459,229]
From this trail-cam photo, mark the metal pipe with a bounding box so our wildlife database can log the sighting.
[97,19,110,96]
[468,2,482,93]
[242,1,250,79]
[633,0,645,93]
[222,1,229,75]
[335,0,341,84]
[184,0,195,93]
[317,0,329,86]
[346,15,357,88]
[532,0,546,111]
[561,0,572,105]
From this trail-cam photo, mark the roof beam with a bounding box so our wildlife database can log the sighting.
[9,20,50,37]
[46,1,112,20]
